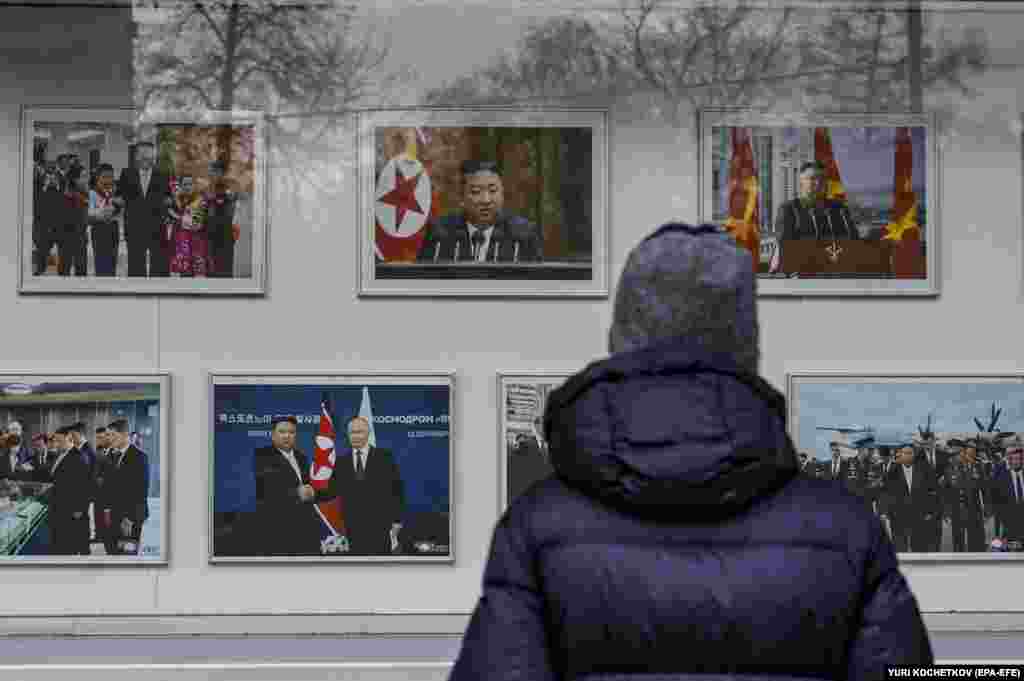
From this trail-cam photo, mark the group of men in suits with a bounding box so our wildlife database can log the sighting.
[33,141,238,279]
[0,419,150,556]
[252,415,405,557]
[803,436,1024,552]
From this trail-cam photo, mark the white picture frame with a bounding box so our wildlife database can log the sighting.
[19,106,268,295]
[0,372,171,565]
[357,107,610,298]
[208,372,454,564]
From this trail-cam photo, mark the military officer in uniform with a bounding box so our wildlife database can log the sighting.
[942,442,989,553]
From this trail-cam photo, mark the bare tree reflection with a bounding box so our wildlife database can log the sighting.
[134,1,404,221]
[424,1,992,124]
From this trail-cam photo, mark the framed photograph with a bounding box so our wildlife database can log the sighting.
[497,372,569,511]
[0,373,170,564]
[357,107,609,297]
[788,372,1024,561]
[209,372,453,563]
[699,110,939,296]
[19,106,267,295]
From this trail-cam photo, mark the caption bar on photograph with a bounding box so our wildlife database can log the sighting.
[887,666,1024,678]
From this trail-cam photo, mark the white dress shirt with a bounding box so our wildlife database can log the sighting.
[277,448,303,483]
[902,464,914,493]
[51,447,73,475]
[353,446,369,474]
[140,167,152,197]
[466,223,494,262]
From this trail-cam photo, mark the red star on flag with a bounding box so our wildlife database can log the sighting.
[379,165,425,233]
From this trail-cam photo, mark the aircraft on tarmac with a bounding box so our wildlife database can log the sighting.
[813,406,1020,461]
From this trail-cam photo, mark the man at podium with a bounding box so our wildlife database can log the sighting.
[770,161,880,276]
[775,161,858,243]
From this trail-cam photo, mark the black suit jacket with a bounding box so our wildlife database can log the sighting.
[919,447,951,484]
[106,445,150,528]
[415,212,544,264]
[117,167,171,240]
[776,198,858,241]
[92,449,115,507]
[252,446,324,555]
[323,446,404,554]
[47,447,91,518]
[884,460,939,524]
[508,436,553,503]
[991,468,1024,540]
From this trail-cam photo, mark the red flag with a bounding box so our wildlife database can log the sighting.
[309,397,345,535]
[814,128,848,202]
[883,127,924,278]
[723,127,760,270]
[374,128,437,262]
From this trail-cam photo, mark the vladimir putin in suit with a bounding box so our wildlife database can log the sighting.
[883,445,940,552]
[321,416,404,555]
[251,416,326,556]
[104,419,150,555]
[117,141,171,277]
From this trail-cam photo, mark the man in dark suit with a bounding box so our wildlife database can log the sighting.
[916,438,949,551]
[33,163,65,275]
[104,419,150,555]
[68,422,96,473]
[91,426,118,554]
[66,422,98,550]
[205,159,238,278]
[416,160,544,264]
[883,444,940,552]
[508,416,553,503]
[992,443,1024,542]
[825,443,863,497]
[321,416,404,555]
[117,141,171,277]
[46,426,91,555]
[250,416,326,556]
[774,161,859,243]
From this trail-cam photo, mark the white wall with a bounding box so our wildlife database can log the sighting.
[2,0,1024,667]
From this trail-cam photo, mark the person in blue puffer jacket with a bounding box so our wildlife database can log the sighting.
[449,222,933,681]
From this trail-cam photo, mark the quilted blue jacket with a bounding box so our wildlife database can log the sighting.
[450,339,933,680]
